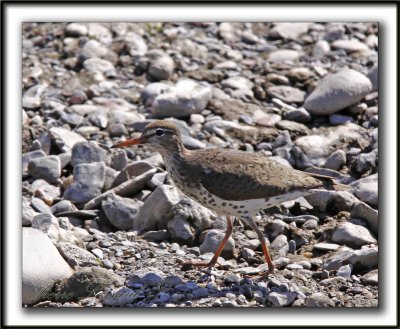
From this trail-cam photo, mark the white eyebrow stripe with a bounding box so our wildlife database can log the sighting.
[145,128,173,136]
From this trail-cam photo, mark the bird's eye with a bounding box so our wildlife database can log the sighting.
[155,129,164,136]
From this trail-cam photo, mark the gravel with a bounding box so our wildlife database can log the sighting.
[22,22,378,308]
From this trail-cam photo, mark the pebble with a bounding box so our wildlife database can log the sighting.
[336,264,352,279]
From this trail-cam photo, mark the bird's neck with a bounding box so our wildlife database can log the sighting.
[160,138,188,163]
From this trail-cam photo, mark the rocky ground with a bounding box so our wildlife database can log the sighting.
[22,22,378,308]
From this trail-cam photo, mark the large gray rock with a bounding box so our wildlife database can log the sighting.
[64,162,106,204]
[23,228,73,305]
[102,193,143,230]
[133,184,181,232]
[304,69,372,115]
[331,222,377,248]
[28,156,61,184]
[71,141,109,167]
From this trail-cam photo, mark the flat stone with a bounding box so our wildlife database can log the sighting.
[304,69,372,115]
[83,58,115,74]
[313,242,340,252]
[23,228,73,305]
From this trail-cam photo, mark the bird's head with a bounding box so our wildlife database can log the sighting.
[111,120,183,156]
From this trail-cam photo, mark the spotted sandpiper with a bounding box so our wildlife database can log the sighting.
[112,120,348,275]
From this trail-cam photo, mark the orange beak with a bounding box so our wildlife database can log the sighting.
[111,137,141,149]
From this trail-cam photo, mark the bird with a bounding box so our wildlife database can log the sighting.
[112,119,348,275]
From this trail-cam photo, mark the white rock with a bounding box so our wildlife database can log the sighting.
[23,228,73,305]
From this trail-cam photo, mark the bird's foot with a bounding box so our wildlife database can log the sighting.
[181,260,220,269]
